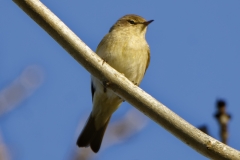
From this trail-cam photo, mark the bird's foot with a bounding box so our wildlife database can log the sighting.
[132,81,138,86]
[102,59,107,65]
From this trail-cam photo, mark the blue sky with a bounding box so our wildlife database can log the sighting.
[1,1,240,160]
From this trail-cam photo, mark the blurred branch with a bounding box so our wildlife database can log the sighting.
[0,133,10,160]
[72,109,148,160]
[13,0,240,159]
[198,125,209,135]
[214,100,231,145]
[0,65,44,115]
[0,65,44,160]
[104,109,148,146]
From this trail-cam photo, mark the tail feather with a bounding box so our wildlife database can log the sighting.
[77,113,110,153]
[77,114,96,147]
[90,118,110,152]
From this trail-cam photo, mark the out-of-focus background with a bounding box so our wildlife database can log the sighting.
[1,1,239,160]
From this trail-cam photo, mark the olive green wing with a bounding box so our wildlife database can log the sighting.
[144,47,150,75]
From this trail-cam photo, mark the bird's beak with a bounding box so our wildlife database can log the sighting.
[143,20,154,26]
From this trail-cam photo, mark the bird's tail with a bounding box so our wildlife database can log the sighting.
[76,113,110,153]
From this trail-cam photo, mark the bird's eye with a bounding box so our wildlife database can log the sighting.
[128,20,135,24]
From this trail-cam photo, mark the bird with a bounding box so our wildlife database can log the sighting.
[77,14,153,153]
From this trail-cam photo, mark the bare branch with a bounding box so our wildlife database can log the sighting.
[12,0,240,159]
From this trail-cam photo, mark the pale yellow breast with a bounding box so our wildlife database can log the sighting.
[97,32,149,85]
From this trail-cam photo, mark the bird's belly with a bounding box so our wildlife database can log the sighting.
[92,35,149,128]
[108,50,147,85]
[91,76,122,129]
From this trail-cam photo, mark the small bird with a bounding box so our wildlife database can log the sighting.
[77,14,153,153]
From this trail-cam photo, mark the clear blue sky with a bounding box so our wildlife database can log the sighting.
[1,1,240,160]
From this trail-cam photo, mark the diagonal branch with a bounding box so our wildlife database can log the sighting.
[13,0,240,159]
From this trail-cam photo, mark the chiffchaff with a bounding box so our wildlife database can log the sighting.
[77,14,153,153]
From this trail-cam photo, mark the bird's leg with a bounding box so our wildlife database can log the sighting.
[102,58,109,92]
[102,80,110,93]
[118,96,125,102]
